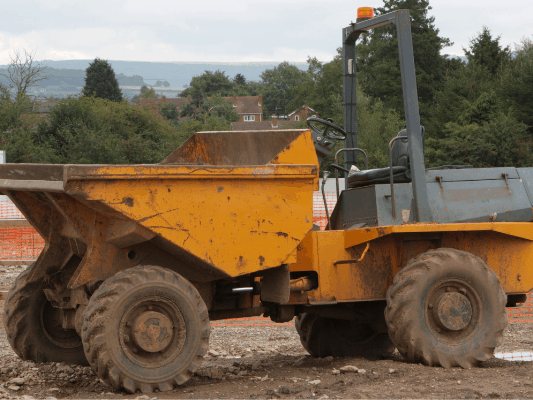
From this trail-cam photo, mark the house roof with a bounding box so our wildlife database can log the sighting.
[140,95,263,116]
[287,105,317,117]
[224,95,263,115]
[231,120,301,131]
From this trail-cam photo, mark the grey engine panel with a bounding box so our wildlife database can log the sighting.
[331,167,533,229]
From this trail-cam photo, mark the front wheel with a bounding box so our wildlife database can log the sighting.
[385,248,507,368]
[81,266,210,393]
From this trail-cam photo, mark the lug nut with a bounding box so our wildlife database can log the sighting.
[126,322,131,327]
[446,287,452,292]
[428,303,433,309]
[459,288,466,294]
[124,335,130,343]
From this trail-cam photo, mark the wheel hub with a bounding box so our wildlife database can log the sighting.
[435,292,472,331]
[132,311,174,353]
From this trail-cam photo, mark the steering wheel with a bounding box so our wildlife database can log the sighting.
[306,117,346,141]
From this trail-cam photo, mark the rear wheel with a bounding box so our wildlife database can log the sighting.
[3,266,88,365]
[81,266,210,394]
[295,313,395,358]
[385,248,507,368]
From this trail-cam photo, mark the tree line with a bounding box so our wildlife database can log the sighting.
[0,0,532,169]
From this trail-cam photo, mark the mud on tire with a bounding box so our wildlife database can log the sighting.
[295,313,395,359]
[3,266,88,365]
[81,266,210,394]
[385,248,507,368]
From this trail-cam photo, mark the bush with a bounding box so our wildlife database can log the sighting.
[425,114,532,168]
[34,97,181,164]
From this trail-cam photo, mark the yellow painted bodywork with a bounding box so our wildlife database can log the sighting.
[61,130,319,278]
[290,222,533,304]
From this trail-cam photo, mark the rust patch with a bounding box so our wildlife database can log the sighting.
[259,256,265,266]
[122,197,134,207]
[217,186,224,193]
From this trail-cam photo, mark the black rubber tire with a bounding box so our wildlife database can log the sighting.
[385,248,507,369]
[3,266,88,365]
[295,313,395,359]
[81,266,210,394]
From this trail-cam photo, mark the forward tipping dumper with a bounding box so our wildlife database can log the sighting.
[3,8,533,396]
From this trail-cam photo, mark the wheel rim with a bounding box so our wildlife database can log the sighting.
[119,296,187,368]
[424,279,482,344]
[40,302,82,349]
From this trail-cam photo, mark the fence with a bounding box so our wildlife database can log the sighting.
[0,193,531,324]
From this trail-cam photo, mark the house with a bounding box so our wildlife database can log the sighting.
[231,104,318,131]
[271,104,318,123]
[139,94,263,122]
[231,119,301,131]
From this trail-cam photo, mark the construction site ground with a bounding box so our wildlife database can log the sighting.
[1,265,532,399]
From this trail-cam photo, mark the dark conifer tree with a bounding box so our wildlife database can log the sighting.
[82,58,123,102]
[356,0,451,116]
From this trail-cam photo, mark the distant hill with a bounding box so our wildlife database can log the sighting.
[36,60,308,88]
[0,60,308,99]
[0,65,146,99]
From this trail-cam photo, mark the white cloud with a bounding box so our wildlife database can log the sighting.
[1,0,532,64]
[44,48,91,60]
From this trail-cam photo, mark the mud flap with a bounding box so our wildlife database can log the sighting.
[260,265,290,304]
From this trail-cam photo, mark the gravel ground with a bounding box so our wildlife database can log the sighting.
[0,265,532,399]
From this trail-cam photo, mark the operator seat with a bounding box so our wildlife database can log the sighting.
[346,127,425,189]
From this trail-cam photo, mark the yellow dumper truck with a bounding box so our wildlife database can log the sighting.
[2,9,532,394]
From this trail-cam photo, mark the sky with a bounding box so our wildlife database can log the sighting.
[1,0,531,65]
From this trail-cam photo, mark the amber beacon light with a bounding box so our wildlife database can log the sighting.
[356,7,374,22]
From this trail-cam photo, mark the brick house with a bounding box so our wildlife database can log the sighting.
[232,104,318,131]
[271,104,318,123]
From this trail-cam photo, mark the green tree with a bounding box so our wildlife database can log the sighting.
[425,30,512,139]
[259,62,308,116]
[160,102,179,121]
[131,85,159,104]
[356,0,451,118]
[34,97,178,164]
[180,94,239,124]
[321,89,404,172]
[0,90,58,163]
[233,73,246,85]
[179,70,234,106]
[464,27,511,76]
[501,37,533,128]
[288,53,343,124]
[82,58,123,102]
[426,116,531,168]
[425,92,532,168]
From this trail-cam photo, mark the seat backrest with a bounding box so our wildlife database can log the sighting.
[390,126,425,168]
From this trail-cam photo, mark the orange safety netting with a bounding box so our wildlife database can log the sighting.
[0,194,531,324]
[0,199,24,219]
[508,293,533,322]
